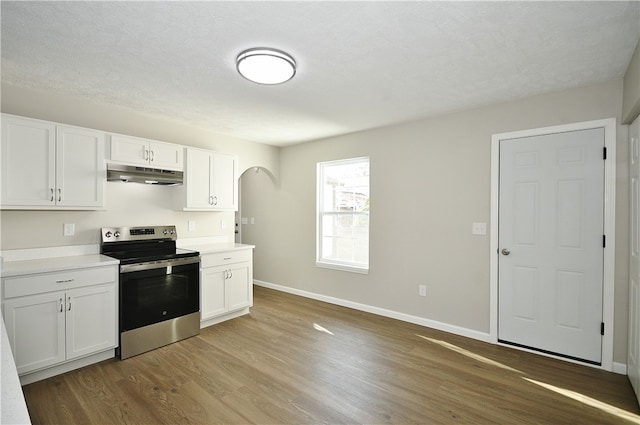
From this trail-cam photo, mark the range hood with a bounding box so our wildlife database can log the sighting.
[106,163,183,186]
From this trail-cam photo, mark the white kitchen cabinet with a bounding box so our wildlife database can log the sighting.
[200,248,253,327]
[3,292,65,374]
[177,147,238,211]
[1,115,105,209]
[211,152,238,210]
[109,134,183,171]
[65,284,116,360]
[1,265,117,377]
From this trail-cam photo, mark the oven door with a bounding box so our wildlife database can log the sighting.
[120,257,200,332]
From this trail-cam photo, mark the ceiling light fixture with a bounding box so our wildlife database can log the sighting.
[236,48,296,85]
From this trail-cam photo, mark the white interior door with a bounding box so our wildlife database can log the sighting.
[628,114,640,403]
[498,128,605,364]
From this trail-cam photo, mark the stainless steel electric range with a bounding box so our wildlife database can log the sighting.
[100,225,200,359]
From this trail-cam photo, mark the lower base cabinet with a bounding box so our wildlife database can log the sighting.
[2,266,117,376]
[201,248,253,325]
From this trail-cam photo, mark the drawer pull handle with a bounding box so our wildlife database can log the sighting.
[224,257,232,260]
[55,279,75,284]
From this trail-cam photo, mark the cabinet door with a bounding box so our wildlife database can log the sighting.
[149,141,183,171]
[109,135,149,166]
[211,152,238,210]
[226,263,251,311]
[3,292,65,374]
[66,284,116,360]
[185,148,214,209]
[56,126,105,208]
[1,115,56,207]
[201,266,227,320]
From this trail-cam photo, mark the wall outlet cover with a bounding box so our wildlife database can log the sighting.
[472,222,487,235]
[63,223,75,236]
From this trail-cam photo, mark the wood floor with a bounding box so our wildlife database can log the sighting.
[23,286,640,424]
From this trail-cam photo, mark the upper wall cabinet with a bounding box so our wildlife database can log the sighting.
[1,115,105,210]
[176,147,238,211]
[109,134,183,171]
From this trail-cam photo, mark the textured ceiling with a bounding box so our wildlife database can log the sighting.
[2,1,639,146]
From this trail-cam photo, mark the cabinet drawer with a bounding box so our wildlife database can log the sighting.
[3,266,116,299]
[201,250,252,268]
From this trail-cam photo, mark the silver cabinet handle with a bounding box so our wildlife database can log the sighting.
[150,150,155,162]
[59,298,63,313]
[501,248,511,256]
[212,196,218,206]
[58,188,62,202]
[144,149,149,161]
[50,188,54,202]
[209,195,214,205]
[228,269,232,279]
[68,296,71,311]
[55,278,75,284]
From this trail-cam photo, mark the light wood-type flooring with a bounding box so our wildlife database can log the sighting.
[23,286,640,424]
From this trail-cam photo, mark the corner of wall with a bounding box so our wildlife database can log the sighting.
[623,39,640,124]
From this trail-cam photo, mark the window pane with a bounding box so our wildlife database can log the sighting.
[321,161,369,212]
[317,157,369,272]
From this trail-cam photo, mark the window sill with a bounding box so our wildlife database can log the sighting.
[316,261,369,274]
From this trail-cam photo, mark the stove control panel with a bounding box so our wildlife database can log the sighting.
[101,226,178,243]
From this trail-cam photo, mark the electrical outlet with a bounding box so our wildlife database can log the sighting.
[188,220,196,231]
[63,223,75,236]
[220,220,227,230]
[472,222,487,235]
[419,285,427,297]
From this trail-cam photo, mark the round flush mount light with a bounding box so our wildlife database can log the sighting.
[236,48,296,85]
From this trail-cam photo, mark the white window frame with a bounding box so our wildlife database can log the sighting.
[316,156,370,274]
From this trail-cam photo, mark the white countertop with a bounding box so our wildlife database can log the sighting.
[1,254,119,278]
[177,242,255,255]
[1,316,31,424]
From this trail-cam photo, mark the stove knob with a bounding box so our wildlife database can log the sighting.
[170,229,176,235]
[163,229,169,235]
[114,231,121,238]
[104,231,112,238]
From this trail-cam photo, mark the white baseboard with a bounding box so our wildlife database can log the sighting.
[254,280,629,376]
[613,362,628,375]
[253,279,492,343]
[19,349,115,385]
[200,307,250,329]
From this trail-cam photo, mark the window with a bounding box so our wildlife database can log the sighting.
[317,157,370,273]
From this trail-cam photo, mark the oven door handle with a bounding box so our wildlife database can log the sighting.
[120,256,200,273]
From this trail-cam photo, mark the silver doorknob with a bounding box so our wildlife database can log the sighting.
[501,248,511,256]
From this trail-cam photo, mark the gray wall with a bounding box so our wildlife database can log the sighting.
[241,79,631,364]
[623,39,640,124]
[0,83,280,249]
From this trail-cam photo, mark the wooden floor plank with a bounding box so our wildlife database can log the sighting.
[22,286,640,424]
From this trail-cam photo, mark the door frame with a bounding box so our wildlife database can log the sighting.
[489,118,616,372]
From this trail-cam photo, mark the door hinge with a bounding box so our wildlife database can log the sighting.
[601,322,605,335]
[603,147,607,160]
[603,235,606,248]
